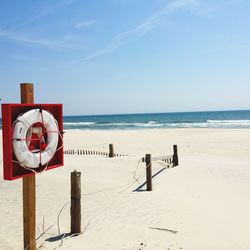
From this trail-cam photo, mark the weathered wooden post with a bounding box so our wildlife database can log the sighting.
[173,145,179,167]
[109,144,114,158]
[145,154,152,191]
[21,83,36,250]
[71,170,81,234]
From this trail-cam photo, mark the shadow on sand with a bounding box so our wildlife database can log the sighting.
[133,167,166,192]
[46,233,71,242]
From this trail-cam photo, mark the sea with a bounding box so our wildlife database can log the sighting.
[1,110,250,130]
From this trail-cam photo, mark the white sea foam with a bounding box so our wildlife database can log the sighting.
[63,119,250,129]
[98,123,133,126]
[206,120,250,127]
[63,122,96,126]
[133,123,164,127]
[164,123,207,128]
[207,120,250,123]
[166,120,250,128]
[96,122,163,127]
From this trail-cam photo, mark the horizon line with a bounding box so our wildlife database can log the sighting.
[0,108,249,120]
[64,108,250,117]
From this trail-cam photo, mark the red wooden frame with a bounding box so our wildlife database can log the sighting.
[1,104,64,180]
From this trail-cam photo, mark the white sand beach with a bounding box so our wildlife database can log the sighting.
[1,128,250,250]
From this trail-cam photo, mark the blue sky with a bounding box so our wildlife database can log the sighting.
[0,0,249,115]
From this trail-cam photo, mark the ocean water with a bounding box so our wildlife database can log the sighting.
[63,110,250,130]
[1,110,250,130]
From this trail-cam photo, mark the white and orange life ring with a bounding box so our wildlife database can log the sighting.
[12,109,59,169]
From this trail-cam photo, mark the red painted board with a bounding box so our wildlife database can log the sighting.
[1,104,64,180]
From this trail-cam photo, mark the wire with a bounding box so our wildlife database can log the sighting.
[84,155,169,196]
[84,183,133,196]
[120,158,172,193]
[119,160,153,193]
[83,157,150,196]
[24,224,54,250]
[57,202,70,236]
[52,199,90,249]
[133,158,143,185]
[50,202,71,250]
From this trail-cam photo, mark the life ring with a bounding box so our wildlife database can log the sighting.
[12,109,59,169]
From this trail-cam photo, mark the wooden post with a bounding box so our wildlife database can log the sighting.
[71,170,81,234]
[173,145,179,167]
[109,144,114,158]
[21,83,36,250]
[145,154,152,191]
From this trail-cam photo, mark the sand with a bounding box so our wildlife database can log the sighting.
[1,128,250,250]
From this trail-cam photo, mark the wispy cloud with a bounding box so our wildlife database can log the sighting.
[81,0,249,62]
[193,0,247,15]
[0,0,75,48]
[0,31,77,48]
[5,0,74,32]
[81,0,198,61]
[75,19,98,29]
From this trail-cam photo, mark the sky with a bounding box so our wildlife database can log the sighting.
[0,0,250,115]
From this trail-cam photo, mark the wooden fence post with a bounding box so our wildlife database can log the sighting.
[21,83,36,250]
[173,145,179,167]
[109,144,114,158]
[145,154,152,191]
[71,170,81,234]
